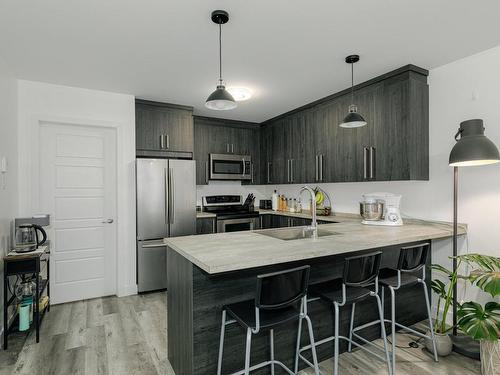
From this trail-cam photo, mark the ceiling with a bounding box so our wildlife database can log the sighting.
[1,0,500,123]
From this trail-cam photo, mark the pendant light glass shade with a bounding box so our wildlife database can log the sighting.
[449,119,500,167]
[205,84,237,110]
[205,10,237,111]
[339,104,367,128]
[339,55,367,128]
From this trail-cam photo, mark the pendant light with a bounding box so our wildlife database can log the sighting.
[205,10,237,111]
[339,55,367,128]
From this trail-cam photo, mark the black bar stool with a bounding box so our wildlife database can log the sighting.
[377,243,438,373]
[297,251,392,375]
[217,265,320,375]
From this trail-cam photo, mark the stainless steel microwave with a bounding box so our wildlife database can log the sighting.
[209,153,252,181]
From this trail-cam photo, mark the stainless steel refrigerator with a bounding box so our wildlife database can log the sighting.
[136,158,196,292]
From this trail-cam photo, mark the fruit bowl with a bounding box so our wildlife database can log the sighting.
[314,187,332,216]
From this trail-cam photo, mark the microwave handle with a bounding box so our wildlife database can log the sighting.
[242,157,246,177]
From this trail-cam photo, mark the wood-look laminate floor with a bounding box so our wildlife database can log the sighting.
[0,292,480,375]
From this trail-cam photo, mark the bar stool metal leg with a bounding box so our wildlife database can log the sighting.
[389,286,396,375]
[333,302,340,375]
[376,292,393,375]
[420,280,438,362]
[304,315,320,375]
[348,303,356,353]
[244,327,252,375]
[294,316,303,374]
[217,310,227,375]
[270,329,275,375]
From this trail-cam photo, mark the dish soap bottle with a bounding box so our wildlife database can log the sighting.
[272,190,278,211]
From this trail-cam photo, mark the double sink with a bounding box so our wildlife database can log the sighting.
[255,226,340,241]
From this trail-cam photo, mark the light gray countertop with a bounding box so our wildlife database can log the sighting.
[166,213,467,274]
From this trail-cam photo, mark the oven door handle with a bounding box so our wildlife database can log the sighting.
[217,217,260,232]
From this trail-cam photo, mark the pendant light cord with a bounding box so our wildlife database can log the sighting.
[351,62,354,103]
[218,23,222,85]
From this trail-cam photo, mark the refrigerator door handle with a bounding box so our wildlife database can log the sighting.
[164,167,170,232]
[169,167,174,224]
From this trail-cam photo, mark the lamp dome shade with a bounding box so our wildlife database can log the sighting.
[449,119,500,167]
[205,85,237,110]
[339,105,367,128]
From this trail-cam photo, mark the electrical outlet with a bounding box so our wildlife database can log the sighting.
[0,156,7,173]
[0,156,7,190]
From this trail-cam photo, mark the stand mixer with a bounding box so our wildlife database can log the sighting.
[360,192,403,226]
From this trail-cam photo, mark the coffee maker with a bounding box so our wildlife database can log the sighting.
[13,215,50,253]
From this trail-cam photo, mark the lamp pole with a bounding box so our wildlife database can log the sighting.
[452,166,458,336]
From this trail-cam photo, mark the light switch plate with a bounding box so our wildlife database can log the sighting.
[0,156,7,173]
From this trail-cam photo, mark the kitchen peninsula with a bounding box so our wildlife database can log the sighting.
[165,215,466,375]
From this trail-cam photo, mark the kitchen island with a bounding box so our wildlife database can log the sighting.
[165,215,466,375]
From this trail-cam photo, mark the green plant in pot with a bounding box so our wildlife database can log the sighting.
[428,254,500,369]
[427,262,459,356]
[456,254,500,375]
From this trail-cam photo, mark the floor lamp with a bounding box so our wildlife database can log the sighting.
[448,119,500,358]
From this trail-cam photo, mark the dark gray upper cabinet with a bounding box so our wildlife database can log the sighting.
[193,116,260,185]
[260,64,429,184]
[135,99,194,157]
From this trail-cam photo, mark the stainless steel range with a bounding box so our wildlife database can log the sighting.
[202,195,260,233]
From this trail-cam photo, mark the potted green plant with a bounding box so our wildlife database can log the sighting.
[427,254,500,370]
[456,254,500,375]
[426,261,460,356]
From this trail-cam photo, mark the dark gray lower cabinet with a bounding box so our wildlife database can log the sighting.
[196,217,216,234]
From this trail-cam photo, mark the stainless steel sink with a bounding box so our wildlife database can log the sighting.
[255,226,340,241]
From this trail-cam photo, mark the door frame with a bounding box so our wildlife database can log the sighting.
[26,114,137,298]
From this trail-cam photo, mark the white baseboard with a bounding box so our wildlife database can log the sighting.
[117,283,138,297]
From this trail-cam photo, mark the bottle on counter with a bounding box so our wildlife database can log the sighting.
[296,198,302,213]
[271,190,278,211]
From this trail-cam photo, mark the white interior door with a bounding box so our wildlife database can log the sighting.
[38,122,117,304]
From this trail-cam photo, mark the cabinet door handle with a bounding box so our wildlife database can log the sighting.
[290,159,294,182]
[320,154,324,182]
[363,147,368,180]
[267,162,271,183]
[251,162,254,184]
[226,143,229,153]
[315,155,319,182]
[370,147,376,180]
[287,159,290,183]
[231,144,234,153]
[160,134,166,149]
[205,161,209,184]
[166,134,170,149]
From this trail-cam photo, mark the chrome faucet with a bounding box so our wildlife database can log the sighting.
[299,186,318,239]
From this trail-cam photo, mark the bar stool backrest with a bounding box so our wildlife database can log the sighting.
[256,265,310,310]
[397,243,430,272]
[343,251,382,287]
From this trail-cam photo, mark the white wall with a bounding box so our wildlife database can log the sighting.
[264,45,500,309]
[17,80,137,297]
[0,57,18,337]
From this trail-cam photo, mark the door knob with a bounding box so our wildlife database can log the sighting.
[102,219,114,224]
